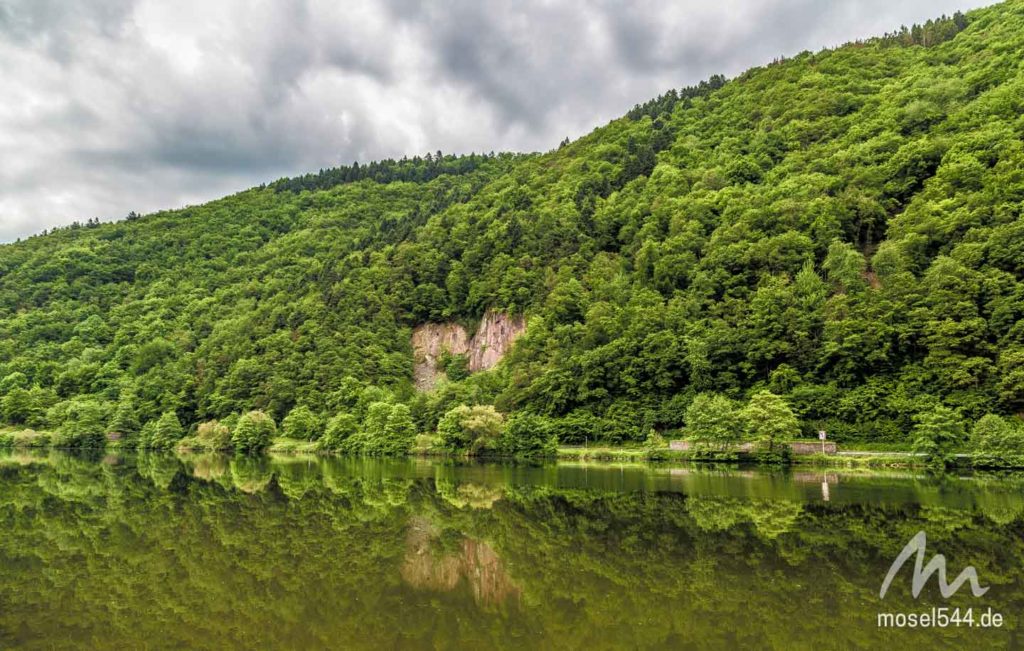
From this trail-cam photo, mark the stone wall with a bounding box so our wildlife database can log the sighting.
[668,440,837,455]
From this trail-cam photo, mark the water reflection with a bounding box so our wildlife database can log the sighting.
[1,451,1022,649]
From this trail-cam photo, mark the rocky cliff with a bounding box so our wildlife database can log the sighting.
[411,310,526,391]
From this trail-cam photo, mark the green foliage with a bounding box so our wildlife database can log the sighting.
[0,372,28,394]
[343,402,416,455]
[281,406,322,441]
[196,420,233,451]
[970,414,1024,468]
[439,352,470,382]
[501,413,557,457]
[1,387,34,425]
[911,406,965,469]
[320,412,360,451]
[56,398,109,449]
[438,405,506,455]
[741,391,799,452]
[150,411,185,450]
[231,411,277,454]
[685,393,740,449]
[108,400,140,438]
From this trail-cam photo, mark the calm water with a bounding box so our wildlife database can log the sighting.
[2,452,1023,649]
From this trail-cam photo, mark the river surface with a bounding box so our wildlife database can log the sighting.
[1,451,1022,649]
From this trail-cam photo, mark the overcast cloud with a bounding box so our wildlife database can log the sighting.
[0,0,993,241]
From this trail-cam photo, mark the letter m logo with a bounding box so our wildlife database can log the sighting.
[879,531,989,599]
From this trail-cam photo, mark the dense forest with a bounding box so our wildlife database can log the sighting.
[2,3,1024,463]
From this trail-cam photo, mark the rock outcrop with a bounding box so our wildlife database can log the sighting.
[466,311,526,372]
[411,323,470,391]
[411,310,526,391]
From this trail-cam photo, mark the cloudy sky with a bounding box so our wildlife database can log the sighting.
[0,0,993,242]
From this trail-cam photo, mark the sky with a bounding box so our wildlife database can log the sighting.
[0,0,994,242]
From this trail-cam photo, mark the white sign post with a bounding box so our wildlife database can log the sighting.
[818,430,827,455]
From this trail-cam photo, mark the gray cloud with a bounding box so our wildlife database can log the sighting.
[0,0,994,242]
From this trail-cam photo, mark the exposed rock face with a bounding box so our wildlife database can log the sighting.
[467,311,526,372]
[411,323,470,391]
[411,310,526,391]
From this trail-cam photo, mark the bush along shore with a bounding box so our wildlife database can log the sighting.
[4,389,1024,471]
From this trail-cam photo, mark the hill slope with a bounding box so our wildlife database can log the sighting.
[2,2,1024,451]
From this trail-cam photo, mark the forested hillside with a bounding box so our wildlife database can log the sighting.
[2,3,1024,458]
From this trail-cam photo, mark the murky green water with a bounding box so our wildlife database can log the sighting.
[1,451,1023,649]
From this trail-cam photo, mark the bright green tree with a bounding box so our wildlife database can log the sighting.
[1,387,34,425]
[282,405,322,441]
[57,398,109,449]
[911,406,965,469]
[108,400,140,438]
[501,413,557,457]
[969,414,1024,468]
[438,405,505,455]
[740,391,799,452]
[320,412,359,451]
[231,410,277,454]
[150,411,185,450]
[685,393,740,449]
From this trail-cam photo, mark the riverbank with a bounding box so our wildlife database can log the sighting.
[0,428,979,470]
[553,445,940,469]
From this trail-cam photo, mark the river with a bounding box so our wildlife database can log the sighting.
[1,451,1021,649]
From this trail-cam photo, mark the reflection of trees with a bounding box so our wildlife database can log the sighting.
[2,453,1024,649]
[687,495,804,539]
[437,480,504,510]
[230,456,273,494]
[185,453,231,487]
[975,485,1024,525]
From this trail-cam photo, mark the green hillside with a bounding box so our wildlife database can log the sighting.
[2,3,1024,459]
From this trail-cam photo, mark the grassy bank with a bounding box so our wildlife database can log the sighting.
[554,445,933,469]
[0,428,976,471]
[0,428,54,449]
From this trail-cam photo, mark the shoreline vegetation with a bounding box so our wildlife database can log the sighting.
[1,422,1019,471]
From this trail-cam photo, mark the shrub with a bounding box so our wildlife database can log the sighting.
[438,405,505,455]
[501,413,557,457]
[281,405,322,441]
[320,412,359,451]
[56,398,109,449]
[970,414,1024,468]
[231,410,277,454]
[149,411,185,450]
[197,420,233,450]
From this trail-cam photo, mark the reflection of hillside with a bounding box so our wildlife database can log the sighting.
[401,516,520,608]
